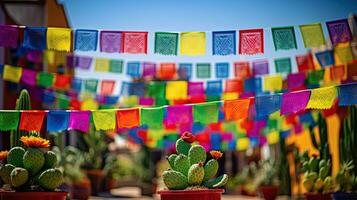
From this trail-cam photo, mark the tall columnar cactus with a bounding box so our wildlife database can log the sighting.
[10,89,31,148]
[308,113,331,162]
[163,132,228,190]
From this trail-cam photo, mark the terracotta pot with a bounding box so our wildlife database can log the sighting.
[304,192,332,200]
[84,169,104,196]
[158,189,224,200]
[259,185,279,200]
[0,191,68,200]
[70,179,91,200]
[332,192,357,200]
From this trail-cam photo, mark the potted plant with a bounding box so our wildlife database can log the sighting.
[0,135,66,200]
[157,132,228,200]
[256,160,279,200]
[333,161,357,200]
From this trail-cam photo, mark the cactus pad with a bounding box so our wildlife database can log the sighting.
[203,159,218,182]
[0,164,15,184]
[38,168,63,190]
[176,138,191,156]
[188,163,204,185]
[188,145,206,165]
[43,151,57,169]
[163,170,188,190]
[10,167,29,187]
[174,154,190,176]
[23,148,45,175]
[204,174,228,188]
[167,154,177,170]
[7,147,25,167]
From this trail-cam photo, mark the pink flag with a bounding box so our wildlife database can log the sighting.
[166,105,193,126]
[281,91,310,115]
[68,111,91,133]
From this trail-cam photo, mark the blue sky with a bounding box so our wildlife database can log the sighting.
[60,0,357,93]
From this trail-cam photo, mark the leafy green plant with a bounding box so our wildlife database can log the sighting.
[103,154,138,181]
[335,160,357,192]
[252,160,279,187]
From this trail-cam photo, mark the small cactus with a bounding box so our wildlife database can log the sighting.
[162,132,228,190]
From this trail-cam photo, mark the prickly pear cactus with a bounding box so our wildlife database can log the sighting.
[10,167,29,187]
[23,148,45,175]
[7,147,25,167]
[38,168,63,190]
[162,132,228,190]
[0,164,15,184]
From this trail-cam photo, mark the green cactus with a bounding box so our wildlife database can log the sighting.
[309,113,331,162]
[0,164,15,184]
[188,163,204,185]
[163,170,188,190]
[203,159,218,182]
[176,138,191,156]
[7,147,25,167]
[10,89,31,148]
[43,151,57,169]
[167,154,177,170]
[174,154,190,176]
[23,148,45,175]
[38,168,63,190]
[188,145,206,165]
[203,174,228,188]
[10,167,29,187]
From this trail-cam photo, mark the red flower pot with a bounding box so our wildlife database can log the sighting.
[158,189,224,200]
[0,191,68,200]
[304,192,332,200]
[259,185,279,200]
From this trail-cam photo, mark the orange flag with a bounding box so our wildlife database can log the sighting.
[117,108,140,129]
[224,98,251,120]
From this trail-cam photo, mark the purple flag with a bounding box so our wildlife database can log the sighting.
[76,56,93,69]
[68,111,91,133]
[0,25,18,48]
[166,105,193,126]
[142,62,156,78]
[188,82,204,96]
[253,59,269,76]
[288,72,306,91]
[281,91,310,115]
[326,19,352,45]
[26,50,42,63]
[21,69,37,86]
[100,31,122,53]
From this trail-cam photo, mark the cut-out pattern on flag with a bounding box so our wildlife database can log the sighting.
[271,26,297,50]
[21,69,37,86]
[234,61,251,79]
[263,75,283,92]
[188,82,204,96]
[159,63,176,80]
[166,105,193,125]
[3,65,22,83]
[100,31,122,53]
[224,99,250,120]
[306,86,337,109]
[19,111,46,132]
[206,80,222,96]
[76,56,93,69]
[212,31,236,55]
[117,108,140,129]
[180,32,206,55]
[95,58,110,72]
[252,59,269,76]
[47,111,69,132]
[315,50,334,68]
[338,83,357,105]
[68,111,91,133]
[23,27,47,50]
[296,53,315,72]
[122,32,148,54]
[299,23,325,48]
[0,111,19,131]
[255,94,281,118]
[178,63,192,80]
[141,107,164,129]
[84,79,98,93]
[196,63,211,78]
[281,91,310,115]
[100,80,116,95]
[0,25,18,48]
[154,32,178,55]
[335,44,353,64]
[93,110,116,131]
[166,81,187,100]
[110,59,123,73]
[126,62,141,78]
[275,57,291,73]
[75,29,98,51]
[142,62,156,78]
[326,19,352,45]
[215,62,229,78]
[46,28,71,52]
[193,101,220,124]
[288,72,306,91]
[239,29,264,55]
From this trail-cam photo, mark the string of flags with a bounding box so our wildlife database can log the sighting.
[0,17,354,55]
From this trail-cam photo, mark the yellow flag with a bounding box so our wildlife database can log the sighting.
[3,65,22,83]
[335,43,353,64]
[236,137,250,151]
[47,27,72,52]
[222,92,238,100]
[166,81,188,100]
[267,131,279,144]
[95,58,110,72]
[306,86,337,109]
[120,96,138,107]
[180,32,206,55]
[263,74,283,92]
[92,110,116,131]
[81,99,99,110]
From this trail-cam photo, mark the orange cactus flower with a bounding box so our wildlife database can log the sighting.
[181,132,195,143]
[20,136,50,148]
[210,150,223,160]
[0,151,8,161]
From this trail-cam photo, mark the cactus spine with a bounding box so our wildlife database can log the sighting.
[10,89,31,148]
